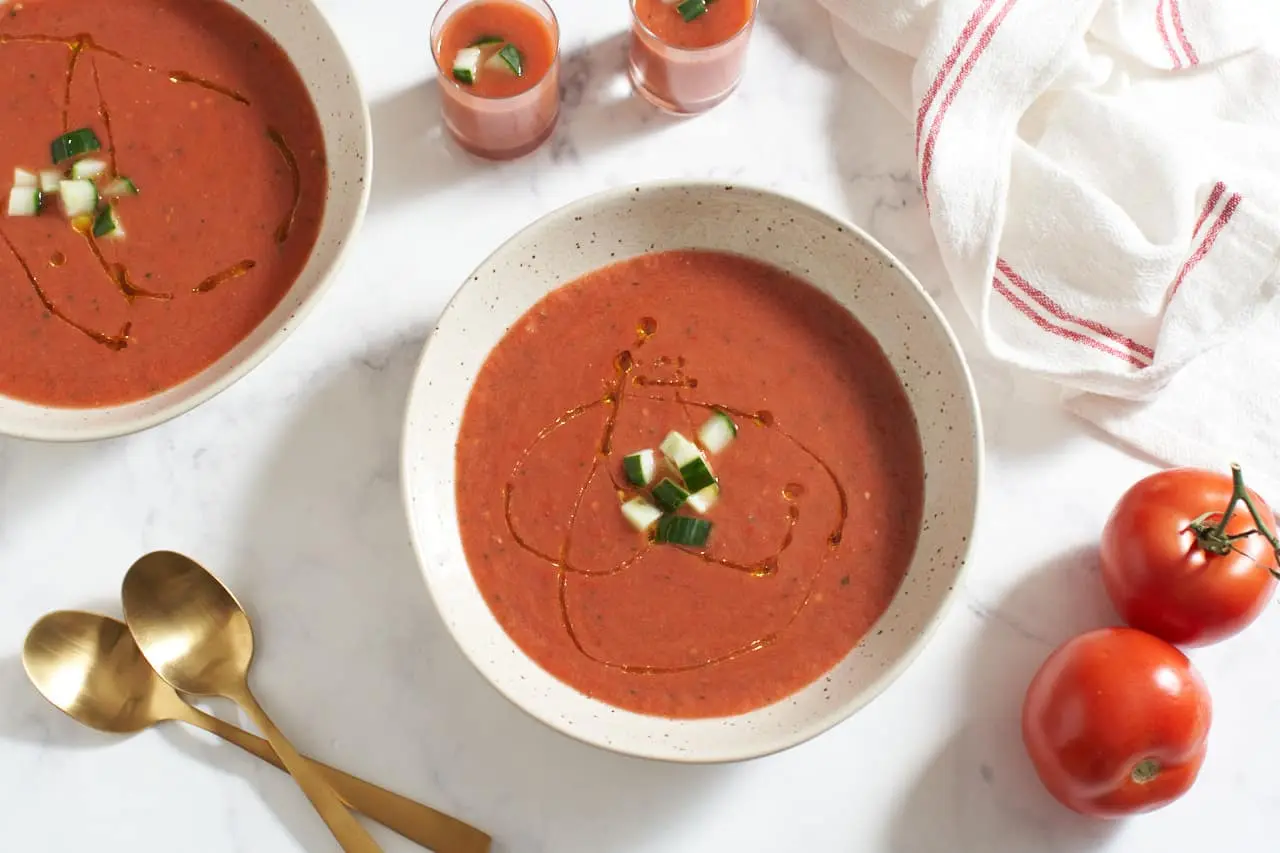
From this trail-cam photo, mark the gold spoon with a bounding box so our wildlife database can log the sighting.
[121,550,384,852]
[22,610,491,853]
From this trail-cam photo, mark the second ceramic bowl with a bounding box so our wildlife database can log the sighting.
[402,181,982,763]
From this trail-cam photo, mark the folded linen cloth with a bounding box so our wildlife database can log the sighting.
[816,0,1280,487]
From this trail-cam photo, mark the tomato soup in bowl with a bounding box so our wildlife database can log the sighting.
[0,0,370,441]
[431,0,561,161]
[629,0,757,114]
[402,183,982,762]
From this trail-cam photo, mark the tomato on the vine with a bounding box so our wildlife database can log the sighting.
[1100,465,1279,646]
[1022,627,1212,818]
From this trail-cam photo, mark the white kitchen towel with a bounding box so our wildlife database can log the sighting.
[816,0,1280,487]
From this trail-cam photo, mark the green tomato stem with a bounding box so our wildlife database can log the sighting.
[1203,464,1280,579]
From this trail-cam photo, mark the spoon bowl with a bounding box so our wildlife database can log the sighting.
[21,608,491,853]
[120,551,255,697]
[121,549,385,851]
[23,610,183,734]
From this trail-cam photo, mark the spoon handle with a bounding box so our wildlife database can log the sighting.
[233,688,385,852]
[184,706,492,853]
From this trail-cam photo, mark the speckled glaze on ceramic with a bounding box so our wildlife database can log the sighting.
[402,182,982,763]
[0,0,371,442]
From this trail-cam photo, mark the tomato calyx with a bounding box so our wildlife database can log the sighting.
[1186,464,1280,579]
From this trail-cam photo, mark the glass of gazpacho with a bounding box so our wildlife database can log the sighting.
[431,0,561,160]
[629,0,757,115]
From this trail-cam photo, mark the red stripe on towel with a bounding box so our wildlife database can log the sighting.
[920,0,1020,200]
[992,276,1150,369]
[915,0,999,157]
[997,258,1156,359]
[1191,182,1227,239]
[1156,0,1183,69]
[1169,192,1241,299]
[1168,0,1200,66]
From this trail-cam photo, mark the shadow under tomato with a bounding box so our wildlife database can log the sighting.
[889,545,1123,853]
[213,333,721,852]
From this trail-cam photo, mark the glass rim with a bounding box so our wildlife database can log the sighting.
[430,0,562,100]
[629,0,759,53]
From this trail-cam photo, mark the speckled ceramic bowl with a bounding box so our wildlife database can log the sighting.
[0,0,370,442]
[402,182,981,763]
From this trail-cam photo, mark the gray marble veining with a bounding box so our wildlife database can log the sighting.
[2,1,1276,851]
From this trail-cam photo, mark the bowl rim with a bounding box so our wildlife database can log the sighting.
[401,179,984,762]
[0,0,373,444]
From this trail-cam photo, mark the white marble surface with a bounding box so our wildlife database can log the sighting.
[3,1,1279,851]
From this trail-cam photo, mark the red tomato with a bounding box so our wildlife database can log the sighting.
[1022,628,1212,818]
[1100,466,1279,646]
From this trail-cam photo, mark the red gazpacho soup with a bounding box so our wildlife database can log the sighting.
[432,0,560,161]
[629,0,756,115]
[634,0,755,49]
[456,250,926,718]
[0,0,326,408]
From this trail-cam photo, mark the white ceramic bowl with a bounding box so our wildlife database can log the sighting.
[0,0,371,442]
[402,182,982,763]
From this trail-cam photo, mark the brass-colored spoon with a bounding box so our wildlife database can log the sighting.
[22,610,491,853]
[121,550,383,852]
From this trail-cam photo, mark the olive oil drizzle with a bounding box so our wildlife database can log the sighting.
[87,54,117,176]
[671,397,850,548]
[0,31,305,348]
[193,259,257,294]
[500,321,850,675]
[83,233,171,302]
[633,375,698,389]
[0,226,131,350]
[168,70,250,105]
[61,37,85,131]
[502,384,649,575]
[267,127,301,243]
[558,571,786,675]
